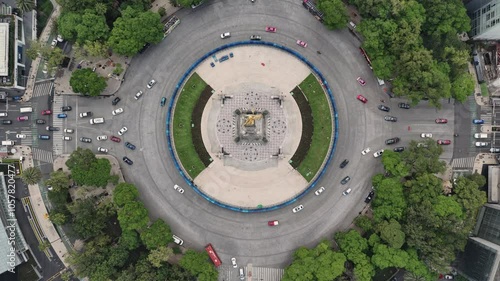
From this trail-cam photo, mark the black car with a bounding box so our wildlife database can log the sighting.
[365,191,375,203]
[340,159,349,168]
[250,35,262,40]
[112,97,121,105]
[138,43,151,54]
[61,106,72,111]
[341,176,351,185]
[38,135,50,140]
[378,105,390,112]
[393,147,405,152]
[36,119,46,124]
[385,137,400,145]
[80,137,92,143]
[46,126,60,131]
[123,156,133,165]
[398,103,410,109]
[384,115,397,122]
[2,120,12,125]
[125,142,136,150]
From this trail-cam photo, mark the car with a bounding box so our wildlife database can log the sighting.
[2,120,12,125]
[112,108,124,115]
[250,35,262,40]
[50,39,57,48]
[134,90,144,100]
[57,113,67,118]
[220,32,231,39]
[46,126,59,131]
[314,186,325,196]
[118,127,128,136]
[342,188,352,196]
[296,40,307,48]
[393,147,405,152]
[292,205,304,213]
[357,94,367,103]
[268,220,279,226]
[17,116,29,121]
[231,257,238,268]
[138,43,151,54]
[210,62,215,67]
[398,103,410,109]
[61,106,72,111]
[173,184,185,194]
[16,134,26,139]
[125,142,136,150]
[123,156,133,165]
[80,137,92,143]
[41,110,52,115]
[365,191,375,203]
[356,77,366,86]
[110,136,121,143]
[147,79,156,89]
[341,176,351,185]
[444,275,454,280]
[476,142,488,147]
[56,34,63,42]
[384,115,397,122]
[340,159,349,168]
[36,119,46,124]
[97,147,108,153]
[172,235,184,245]
[437,139,451,145]
[160,97,167,107]
[64,128,74,133]
[435,118,448,124]
[473,119,484,124]
[62,136,72,141]
[97,135,108,141]
[421,133,432,138]
[490,148,500,153]
[378,105,390,112]
[265,26,277,32]
[38,135,50,140]
[79,111,92,118]
[112,97,121,105]
[373,149,384,158]
[385,137,400,145]
[361,147,371,155]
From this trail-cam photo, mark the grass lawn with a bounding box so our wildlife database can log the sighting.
[296,74,333,181]
[480,82,489,97]
[172,73,208,179]
[36,0,54,37]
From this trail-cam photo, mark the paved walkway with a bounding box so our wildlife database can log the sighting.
[470,62,489,107]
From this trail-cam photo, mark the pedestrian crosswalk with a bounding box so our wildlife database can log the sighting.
[52,95,64,156]
[32,80,54,98]
[218,266,284,281]
[32,147,53,163]
[452,157,475,169]
[18,130,33,146]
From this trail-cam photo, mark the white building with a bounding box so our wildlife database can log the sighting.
[466,0,500,40]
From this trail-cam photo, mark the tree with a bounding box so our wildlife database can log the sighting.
[75,11,110,44]
[140,219,173,250]
[71,158,111,187]
[113,183,139,207]
[26,40,43,60]
[371,244,409,269]
[16,0,35,12]
[57,12,82,42]
[381,151,410,178]
[354,215,373,232]
[83,40,109,58]
[117,201,150,231]
[420,0,470,37]
[68,198,110,239]
[335,230,368,257]
[38,240,51,251]
[317,0,349,30]
[119,230,140,250]
[400,140,446,176]
[70,68,107,96]
[372,178,407,222]
[179,250,219,281]
[177,0,195,7]
[148,246,174,268]
[49,212,67,225]
[21,167,42,185]
[108,7,164,56]
[66,147,97,170]
[376,219,405,249]
[451,72,475,103]
[44,170,70,192]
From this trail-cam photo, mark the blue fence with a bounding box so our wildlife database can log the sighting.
[166,41,339,213]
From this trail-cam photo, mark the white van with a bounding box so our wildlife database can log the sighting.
[2,141,15,146]
[20,107,33,113]
[474,133,488,139]
[89,117,105,124]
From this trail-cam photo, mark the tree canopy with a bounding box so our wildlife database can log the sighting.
[317,0,349,30]
[179,250,219,281]
[140,219,173,250]
[70,68,108,97]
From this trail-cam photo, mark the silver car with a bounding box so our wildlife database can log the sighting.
[292,205,304,213]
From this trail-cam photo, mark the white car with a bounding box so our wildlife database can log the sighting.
[16,134,26,139]
[79,111,92,118]
[97,135,108,141]
[172,234,184,245]
[490,148,500,153]
[50,39,57,48]
[314,186,325,196]
[421,133,432,138]
[97,147,108,153]
[475,142,488,147]
[147,79,156,89]
[56,34,64,42]
[231,257,237,268]
[118,127,128,136]
[342,188,352,196]
[63,128,74,134]
[134,90,144,100]
[173,184,185,194]
[373,149,384,158]
[292,205,304,213]
[62,136,72,141]
[112,108,124,116]
[361,147,371,155]
[220,32,231,39]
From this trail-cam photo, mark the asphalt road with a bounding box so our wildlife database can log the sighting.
[49,0,456,269]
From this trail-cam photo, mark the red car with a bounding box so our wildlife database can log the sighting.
[268,220,279,226]
[296,40,307,48]
[265,26,277,33]
[437,139,451,145]
[17,116,29,121]
[356,77,366,86]
[357,95,367,103]
[41,110,52,115]
[435,118,448,124]
[110,136,121,143]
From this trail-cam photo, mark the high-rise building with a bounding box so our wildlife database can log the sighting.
[465,0,500,40]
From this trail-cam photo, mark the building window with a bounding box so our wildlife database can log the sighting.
[487,4,491,11]
[492,20,496,26]
[486,13,491,20]
[491,11,495,18]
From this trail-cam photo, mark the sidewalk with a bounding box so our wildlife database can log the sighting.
[473,153,498,174]
[470,62,489,106]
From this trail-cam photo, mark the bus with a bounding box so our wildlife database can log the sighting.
[359,47,373,69]
[205,244,222,267]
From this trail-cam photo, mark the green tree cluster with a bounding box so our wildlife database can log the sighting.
[65,147,112,186]
[179,250,219,281]
[317,0,349,30]
[20,167,42,185]
[70,68,108,97]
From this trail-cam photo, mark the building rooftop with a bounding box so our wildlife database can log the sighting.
[0,23,8,77]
